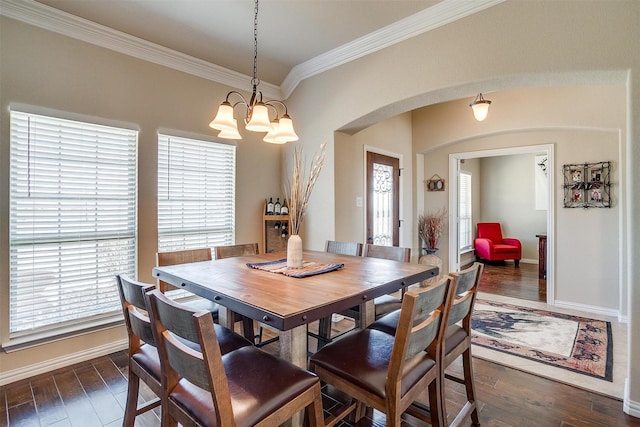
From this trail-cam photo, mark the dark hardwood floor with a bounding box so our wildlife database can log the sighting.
[2,261,638,427]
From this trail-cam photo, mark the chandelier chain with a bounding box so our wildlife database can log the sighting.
[252,0,260,87]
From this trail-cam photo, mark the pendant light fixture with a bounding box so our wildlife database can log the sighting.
[469,93,492,121]
[209,0,298,143]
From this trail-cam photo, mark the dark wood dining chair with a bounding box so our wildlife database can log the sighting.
[313,240,364,349]
[368,262,484,426]
[145,289,324,427]
[309,275,455,427]
[214,242,259,259]
[342,243,412,324]
[116,274,162,427]
[156,248,220,320]
[213,242,272,346]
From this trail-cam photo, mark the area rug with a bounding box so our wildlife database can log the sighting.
[471,299,613,381]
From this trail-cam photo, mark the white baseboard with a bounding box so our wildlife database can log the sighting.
[553,299,620,319]
[0,340,128,386]
[624,378,640,417]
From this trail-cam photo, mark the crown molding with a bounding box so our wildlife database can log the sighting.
[2,0,503,100]
[281,0,505,98]
[0,0,282,99]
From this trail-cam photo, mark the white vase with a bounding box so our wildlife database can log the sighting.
[287,234,303,268]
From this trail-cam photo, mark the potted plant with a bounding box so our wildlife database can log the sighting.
[418,208,447,255]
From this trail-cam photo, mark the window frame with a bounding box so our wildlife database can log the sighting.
[458,171,473,252]
[7,107,138,347]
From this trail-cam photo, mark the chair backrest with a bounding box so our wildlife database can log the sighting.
[476,222,503,244]
[214,243,259,259]
[448,262,484,329]
[145,289,234,425]
[387,275,454,385]
[116,274,157,349]
[325,240,363,256]
[363,244,411,263]
[156,248,212,292]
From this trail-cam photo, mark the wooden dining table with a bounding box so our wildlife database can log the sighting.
[153,249,439,367]
[153,250,438,426]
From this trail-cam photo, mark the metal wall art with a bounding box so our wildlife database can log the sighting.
[562,161,611,208]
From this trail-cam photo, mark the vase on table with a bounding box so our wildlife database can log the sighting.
[287,234,303,268]
[419,248,442,287]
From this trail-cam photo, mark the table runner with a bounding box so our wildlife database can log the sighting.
[246,258,344,278]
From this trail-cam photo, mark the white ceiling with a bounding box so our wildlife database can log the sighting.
[7,0,503,96]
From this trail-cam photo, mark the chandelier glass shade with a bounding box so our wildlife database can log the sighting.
[209,0,298,143]
[469,93,492,121]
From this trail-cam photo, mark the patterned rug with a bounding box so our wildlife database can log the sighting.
[471,299,613,381]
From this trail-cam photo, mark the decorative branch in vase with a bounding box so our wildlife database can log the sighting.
[418,208,447,255]
[284,143,326,267]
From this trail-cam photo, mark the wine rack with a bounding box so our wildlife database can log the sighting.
[262,200,289,253]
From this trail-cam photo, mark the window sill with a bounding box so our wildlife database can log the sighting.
[2,314,124,353]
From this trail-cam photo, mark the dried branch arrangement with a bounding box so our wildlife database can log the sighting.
[418,208,448,251]
[285,143,326,235]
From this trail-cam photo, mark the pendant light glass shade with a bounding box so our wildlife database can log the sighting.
[469,93,492,121]
[209,102,236,131]
[263,121,286,144]
[274,115,299,142]
[217,120,242,139]
[245,102,272,132]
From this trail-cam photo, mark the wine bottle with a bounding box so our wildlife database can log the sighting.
[280,199,288,215]
[266,197,274,215]
[274,221,281,229]
[281,223,288,238]
[274,197,281,215]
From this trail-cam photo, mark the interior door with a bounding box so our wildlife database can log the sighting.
[366,151,400,246]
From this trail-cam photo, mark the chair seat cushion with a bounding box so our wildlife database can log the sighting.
[132,343,162,381]
[373,295,402,319]
[213,324,253,354]
[183,298,219,321]
[492,244,520,254]
[310,329,435,399]
[369,313,470,358]
[170,346,318,427]
[367,309,401,335]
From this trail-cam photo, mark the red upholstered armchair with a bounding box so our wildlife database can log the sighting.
[474,222,521,267]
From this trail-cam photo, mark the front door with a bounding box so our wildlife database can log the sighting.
[366,151,400,246]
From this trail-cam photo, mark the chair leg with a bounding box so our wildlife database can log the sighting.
[428,376,446,427]
[317,316,332,349]
[514,259,520,267]
[461,349,480,426]
[123,369,140,427]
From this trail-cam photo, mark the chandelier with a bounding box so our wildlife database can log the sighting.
[469,93,492,121]
[209,0,298,143]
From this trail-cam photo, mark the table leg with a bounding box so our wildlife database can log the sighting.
[359,300,375,328]
[279,324,308,427]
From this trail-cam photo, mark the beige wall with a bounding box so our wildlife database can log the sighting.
[480,154,547,262]
[286,1,638,412]
[334,113,413,250]
[2,0,640,415]
[0,18,281,377]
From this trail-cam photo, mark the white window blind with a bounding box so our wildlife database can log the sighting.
[459,171,473,251]
[9,110,137,336]
[157,134,235,252]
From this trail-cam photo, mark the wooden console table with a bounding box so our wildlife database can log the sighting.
[536,233,547,280]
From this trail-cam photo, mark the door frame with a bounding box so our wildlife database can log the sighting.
[447,144,555,304]
[363,146,404,247]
